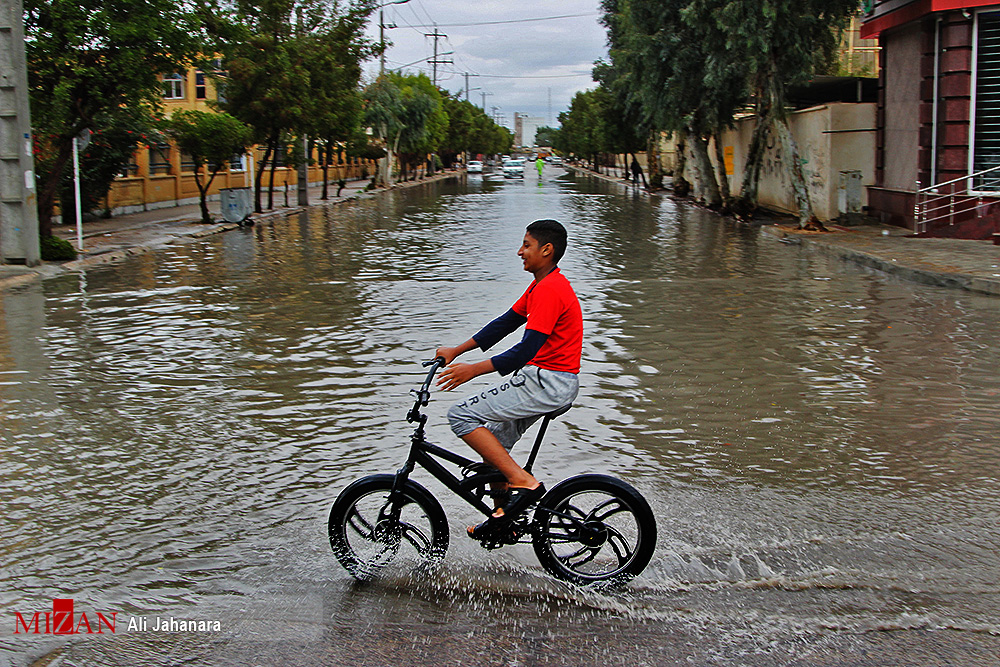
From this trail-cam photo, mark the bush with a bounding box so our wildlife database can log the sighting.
[40,235,78,261]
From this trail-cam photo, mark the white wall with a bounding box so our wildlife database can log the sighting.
[700,103,877,221]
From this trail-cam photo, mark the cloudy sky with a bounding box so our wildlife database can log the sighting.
[362,0,608,130]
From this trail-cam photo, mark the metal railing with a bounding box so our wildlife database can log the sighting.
[914,165,1000,235]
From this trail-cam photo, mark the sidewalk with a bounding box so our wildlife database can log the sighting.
[567,164,1000,297]
[0,173,460,291]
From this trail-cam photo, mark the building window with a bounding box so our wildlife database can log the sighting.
[195,71,207,100]
[180,151,197,173]
[163,73,185,99]
[149,144,172,174]
[229,153,246,171]
[972,11,1000,190]
[120,154,139,178]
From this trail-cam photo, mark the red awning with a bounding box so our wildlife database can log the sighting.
[860,0,1000,38]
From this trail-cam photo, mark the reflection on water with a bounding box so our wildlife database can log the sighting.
[2,173,1000,665]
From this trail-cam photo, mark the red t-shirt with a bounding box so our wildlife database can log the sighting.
[511,268,583,374]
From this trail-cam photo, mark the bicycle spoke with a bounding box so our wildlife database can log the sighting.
[587,498,628,523]
[399,521,432,554]
[346,507,376,540]
[604,526,634,565]
[559,544,600,568]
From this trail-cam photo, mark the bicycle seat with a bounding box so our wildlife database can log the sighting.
[545,404,572,420]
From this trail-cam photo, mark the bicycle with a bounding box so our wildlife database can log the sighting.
[328,358,657,587]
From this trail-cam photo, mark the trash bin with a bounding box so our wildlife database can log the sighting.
[219,187,252,224]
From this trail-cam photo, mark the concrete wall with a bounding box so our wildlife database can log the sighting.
[696,102,877,221]
[100,145,376,218]
[881,22,923,191]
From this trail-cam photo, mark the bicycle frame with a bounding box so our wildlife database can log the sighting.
[387,358,561,519]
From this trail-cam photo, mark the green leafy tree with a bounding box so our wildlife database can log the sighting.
[700,0,858,225]
[54,106,159,226]
[533,126,559,148]
[215,0,375,211]
[362,72,447,183]
[394,73,447,180]
[25,0,203,235]
[362,75,405,186]
[439,96,510,166]
[166,110,254,223]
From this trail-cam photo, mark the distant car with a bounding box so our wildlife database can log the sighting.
[502,160,524,179]
[467,160,483,173]
[547,155,562,165]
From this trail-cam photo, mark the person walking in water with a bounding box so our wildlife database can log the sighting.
[435,219,582,540]
[536,156,545,179]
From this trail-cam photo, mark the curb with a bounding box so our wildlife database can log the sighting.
[759,225,1000,297]
[0,172,460,293]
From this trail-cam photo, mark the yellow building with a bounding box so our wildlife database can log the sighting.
[104,65,375,217]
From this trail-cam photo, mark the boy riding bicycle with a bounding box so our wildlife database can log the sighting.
[435,219,582,539]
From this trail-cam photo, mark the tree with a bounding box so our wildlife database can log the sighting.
[362,75,405,187]
[215,0,375,211]
[693,0,858,225]
[166,111,253,223]
[534,126,559,148]
[394,73,447,180]
[362,72,447,184]
[599,0,747,205]
[25,0,203,235]
[53,106,158,226]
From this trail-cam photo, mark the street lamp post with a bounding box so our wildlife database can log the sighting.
[379,0,411,75]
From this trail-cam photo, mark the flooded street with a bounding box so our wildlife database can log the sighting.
[3,171,1000,666]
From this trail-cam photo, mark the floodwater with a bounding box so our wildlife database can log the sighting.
[2,170,1000,666]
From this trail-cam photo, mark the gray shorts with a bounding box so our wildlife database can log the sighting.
[447,365,579,450]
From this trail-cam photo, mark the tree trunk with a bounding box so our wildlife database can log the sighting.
[254,143,272,213]
[194,169,211,224]
[320,142,329,200]
[688,129,721,208]
[647,130,662,189]
[673,132,691,197]
[713,132,731,205]
[773,116,822,229]
[267,144,278,210]
[37,138,75,237]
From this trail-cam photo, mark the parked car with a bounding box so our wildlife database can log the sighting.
[547,155,562,165]
[502,160,524,179]
[467,160,483,173]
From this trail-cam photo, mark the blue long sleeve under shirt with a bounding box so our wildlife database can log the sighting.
[472,309,549,376]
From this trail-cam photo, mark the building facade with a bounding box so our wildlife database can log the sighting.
[102,67,374,218]
[863,0,1000,238]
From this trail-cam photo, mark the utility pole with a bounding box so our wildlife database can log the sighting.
[0,0,40,265]
[424,28,452,86]
[379,0,411,75]
[481,91,493,111]
[464,73,480,102]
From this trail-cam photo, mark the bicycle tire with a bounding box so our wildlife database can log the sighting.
[328,474,449,580]
[532,474,656,586]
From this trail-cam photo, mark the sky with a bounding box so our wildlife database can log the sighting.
[362,0,609,130]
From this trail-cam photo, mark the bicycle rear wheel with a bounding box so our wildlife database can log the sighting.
[532,474,656,586]
[328,474,449,580]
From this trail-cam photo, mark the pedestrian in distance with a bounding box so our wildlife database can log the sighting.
[435,219,583,540]
[630,157,642,185]
[536,156,545,179]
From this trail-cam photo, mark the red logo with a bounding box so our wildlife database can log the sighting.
[14,599,116,635]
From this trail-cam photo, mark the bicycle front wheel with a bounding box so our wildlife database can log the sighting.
[328,474,449,580]
[532,474,656,586]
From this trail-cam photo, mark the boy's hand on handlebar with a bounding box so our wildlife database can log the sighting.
[435,346,461,365]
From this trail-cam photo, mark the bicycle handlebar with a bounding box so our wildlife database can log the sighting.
[407,357,445,423]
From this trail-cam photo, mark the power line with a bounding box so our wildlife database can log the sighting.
[402,12,598,28]
[476,72,591,79]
